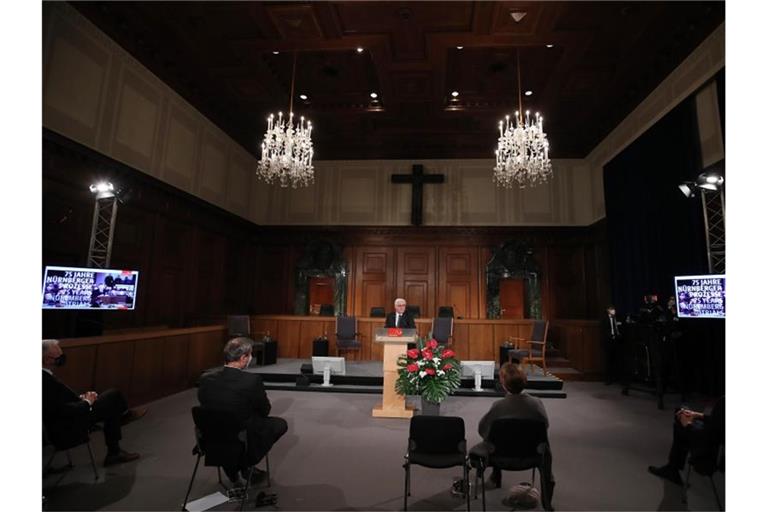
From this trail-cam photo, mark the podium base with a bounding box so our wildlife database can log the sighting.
[372,404,416,419]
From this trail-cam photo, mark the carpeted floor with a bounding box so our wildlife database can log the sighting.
[42,382,724,511]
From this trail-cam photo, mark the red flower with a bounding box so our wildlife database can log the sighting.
[407,348,420,359]
[422,349,433,360]
[407,363,419,373]
[443,363,453,370]
[443,349,455,358]
[426,339,438,349]
[425,368,436,376]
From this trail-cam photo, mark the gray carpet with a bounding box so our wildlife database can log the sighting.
[42,383,724,511]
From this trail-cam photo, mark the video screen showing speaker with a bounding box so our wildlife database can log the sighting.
[42,266,140,310]
[674,274,725,319]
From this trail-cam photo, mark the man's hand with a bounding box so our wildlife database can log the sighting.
[79,391,98,406]
[676,408,704,427]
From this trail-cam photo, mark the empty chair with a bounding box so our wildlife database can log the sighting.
[403,415,470,511]
[319,304,335,316]
[227,315,264,366]
[405,305,421,318]
[470,418,553,511]
[437,306,455,318]
[335,315,362,357]
[508,320,550,375]
[182,406,271,511]
[369,306,386,318]
[431,316,454,345]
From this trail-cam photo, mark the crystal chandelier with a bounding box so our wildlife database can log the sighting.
[257,52,315,188]
[493,49,552,188]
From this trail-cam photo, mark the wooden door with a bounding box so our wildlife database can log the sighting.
[499,278,525,319]
[309,277,335,313]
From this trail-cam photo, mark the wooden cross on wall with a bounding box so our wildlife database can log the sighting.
[391,164,445,226]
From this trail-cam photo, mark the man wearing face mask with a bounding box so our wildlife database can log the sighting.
[198,337,288,486]
[42,339,146,466]
[600,305,624,386]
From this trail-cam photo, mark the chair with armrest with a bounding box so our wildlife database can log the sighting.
[403,415,470,511]
[469,418,553,511]
[431,316,454,346]
[182,406,272,511]
[507,320,550,375]
[227,315,265,366]
[335,315,362,357]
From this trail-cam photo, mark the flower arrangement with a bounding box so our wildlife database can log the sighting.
[395,337,461,404]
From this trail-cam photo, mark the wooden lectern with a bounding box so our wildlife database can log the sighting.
[372,328,417,418]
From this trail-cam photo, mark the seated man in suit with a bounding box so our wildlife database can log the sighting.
[475,363,555,503]
[42,339,146,466]
[384,298,416,329]
[648,396,725,485]
[198,337,288,485]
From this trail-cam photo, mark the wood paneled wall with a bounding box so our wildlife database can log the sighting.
[54,326,227,407]
[251,315,601,375]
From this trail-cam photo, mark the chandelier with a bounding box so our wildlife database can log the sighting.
[257,52,315,188]
[493,49,552,188]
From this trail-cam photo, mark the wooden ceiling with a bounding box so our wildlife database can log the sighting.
[71,1,724,160]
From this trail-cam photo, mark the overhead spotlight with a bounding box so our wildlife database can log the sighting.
[546,44,554,48]
[370,92,378,99]
[299,94,308,100]
[89,182,114,194]
[524,90,533,96]
[456,46,464,50]
[451,91,459,98]
[272,51,280,55]
[356,47,364,53]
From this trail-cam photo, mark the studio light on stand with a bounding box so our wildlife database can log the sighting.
[678,170,725,273]
[87,181,118,268]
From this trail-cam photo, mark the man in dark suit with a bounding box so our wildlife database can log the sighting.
[600,305,624,386]
[198,337,288,485]
[384,298,416,329]
[472,363,555,508]
[42,339,146,466]
[649,396,725,485]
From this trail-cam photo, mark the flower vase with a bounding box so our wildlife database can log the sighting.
[421,398,441,416]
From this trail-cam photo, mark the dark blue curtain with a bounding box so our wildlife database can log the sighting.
[603,87,724,395]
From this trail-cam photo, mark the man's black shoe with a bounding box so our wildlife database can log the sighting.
[648,464,683,485]
[487,469,502,489]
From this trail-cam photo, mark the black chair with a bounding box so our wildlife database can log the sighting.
[43,421,98,481]
[227,315,265,366]
[403,416,470,511]
[319,304,335,316]
[681,444,724,510]
[182,406,271,512]
[406,305,421,318]
[370,306,386,318]
[438,306,455,318]
[431,316,454,345]
[335,316,362,357]
[470,418,552,511]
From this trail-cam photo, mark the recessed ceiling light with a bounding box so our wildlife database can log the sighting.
[370,92,378,99]
[524,90,533,96]
[356,47,364,53]
[299,94,308,100]
[456,46,464,50]
[545,44,554,48]
[451,91,459,97]
[272,51,280,55]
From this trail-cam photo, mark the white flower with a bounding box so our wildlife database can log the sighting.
[419,371,427,378]
[432,357,441,365]
[437,370,445,377]
[417,360,426,367]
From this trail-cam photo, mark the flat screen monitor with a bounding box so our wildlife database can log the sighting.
[674,274,725,319]
[311,356,346,376]
[42,266,140,310]
[460,360,496,379]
